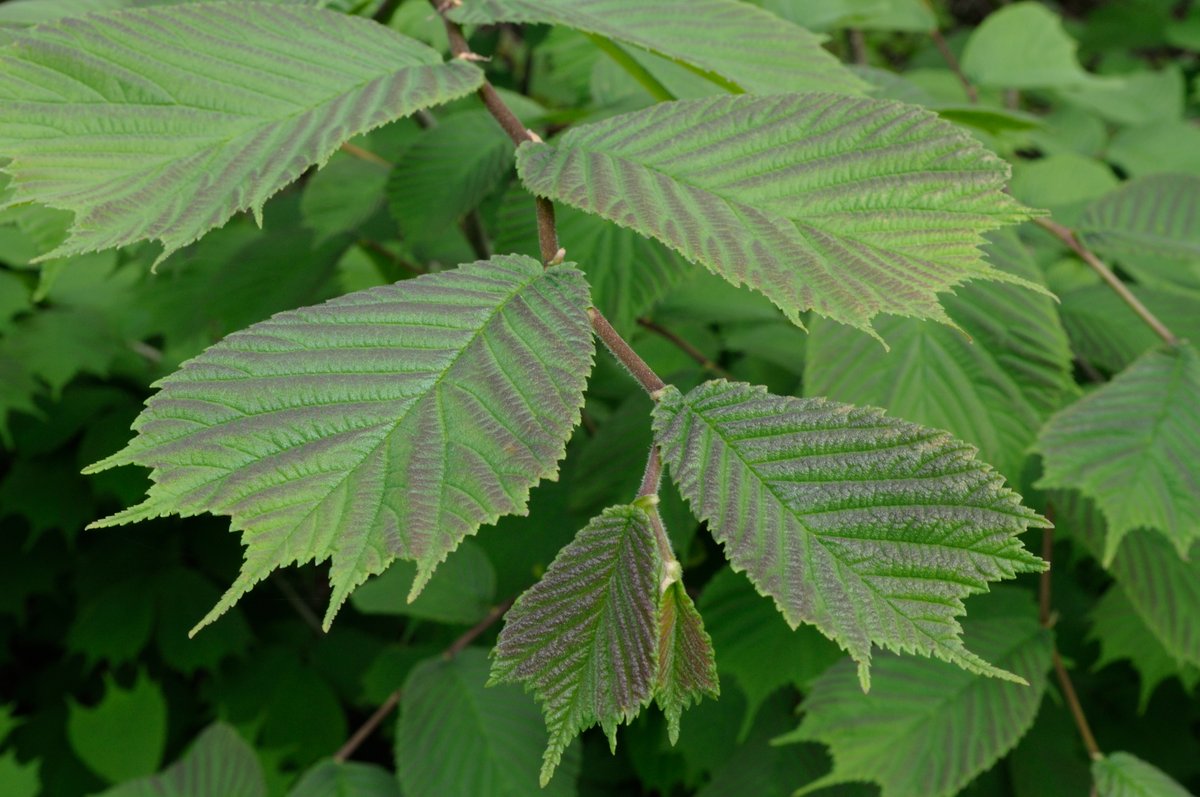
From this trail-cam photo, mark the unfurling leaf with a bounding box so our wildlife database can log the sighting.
[652,379,1048,688]
[449,0,867,96]
[0,3,483,263]
[491,503,716,784]
[785,589,1052,797]
[1036,344,1200,562]
[517,93,1038,336]
[86,256,593,632]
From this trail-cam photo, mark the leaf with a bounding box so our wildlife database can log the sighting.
[93,723,266,797]
[1093,752,1193,797]
[301,152,393,245]
[0,4,483,263]
[1035,344,1200,561]
[805,228,1074,482]
[1060,283,1200,373]
[350,539,497,625]
[287,760,401,797]
[697,567,841,737]
[516,93,1036,336]
[785,589,1053,797]
[0,753,38,797]
[655,581,719,745]
[67,672,167,784]
[961,2,1103,89]
[494,184,697,336]
[388,111,514,239]
[449,0,866,96]
[651,379,1048,688]
[1077,174,1200,293]
[490,504,663,785]
[398,649,581,797]
[87,255,594,631]
[1090,587,1199,712]
[1064,493,1200,669]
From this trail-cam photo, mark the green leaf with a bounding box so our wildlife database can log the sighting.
[655,581,719,745]
[697,567,841,736]
[1060,284,1200,373]
[1064,493,1200,670]
[1036,345,1200,561]
[494,184,697,336]
[399,648,581,797]
[87,255,594,631]
[1077,175,1200,294]
[0,752,38,797]
[491,504,663,785]
[516,93,1036,336]
[388,111,514,240]
[785,589,1053,797]
[93,723,266,797]
[449,0,867,96]
[1090,587,1199,712]
[0,3,483,263]
[67,672,167,784]
[961,2,1103,89]
[1093,752,1193,797]
[805,228,1074,482]
[288,760,401,797]
[651,379,1048,688]
[66,575,155,666]
[301,152,393,245]
[350,539,497,625]
[1109,122,1200,180]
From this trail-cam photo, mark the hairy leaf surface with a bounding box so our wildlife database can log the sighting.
[94,723,265,797]
[655,581,719,745]
[399,649,580,797]
[785,590,1052,797]
[491,504,662,785]
[517,93,1035,335]
[652,379,1048,687]
[87,256,593,630]
[449,0,866,96]
[1036,345,1200,561]
[0,3,483,262]
[805,228,1073,481]
[1093,752,1193,797]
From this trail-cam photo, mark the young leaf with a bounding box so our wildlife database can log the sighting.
[651,379,1048,688]
[516,93,1036,336]
[0,4,483,263]
[87,256,594,631]
[655,581,719,745]
[399,649,581,797]
[805,228,1074,482]
[784,590,1052,797]
[491,504,662,785]
[448,0,867,96]
[93,723,266,797]
[1036,344,1200,562]
[1093,752,1193,797]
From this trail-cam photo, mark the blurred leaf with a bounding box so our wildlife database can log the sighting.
[1093,752,1193,797]
[288,760,401,797]
[67,672,167,784]
[350,539,497,625]
[94,723,265,797]
[962,2,1105,89]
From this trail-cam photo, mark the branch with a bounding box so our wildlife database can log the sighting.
[929,28,978,102]
[430,2,670,400]
[333,597,514,763]
[637,318,731,379]
[1039,508,1103,762]
[1035,217,1179,346]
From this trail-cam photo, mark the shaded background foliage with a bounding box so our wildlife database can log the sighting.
[0,0,1198,795]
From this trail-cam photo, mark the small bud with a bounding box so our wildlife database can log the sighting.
[549,247,567,265]
[455,51,488,62]
[650,388,667,402]
[659,560,682,593]
[526,130,544,144]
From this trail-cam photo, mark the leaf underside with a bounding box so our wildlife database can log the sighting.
[87,256,594,633]
[0,3,483,262]
[517,92,1037,336]
[788,589,1052,797]
[1036,344,1200,562]
[449,0,867,96]
[655,580,719,745]
[652,379,1048,689]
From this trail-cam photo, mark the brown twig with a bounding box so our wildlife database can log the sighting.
[339,141,392,167]
[1035,217,1179,346]
[1039,511,1103,762]
[637,318,731,378]
[929,28,978,102]
[333,597,514,763]
[429,0,670,400]
[846,29,868,65]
